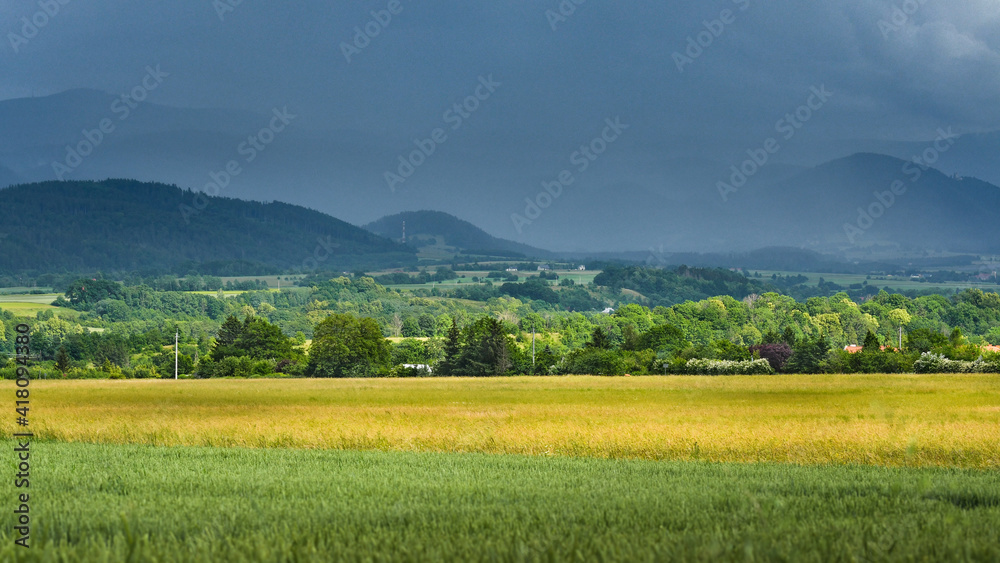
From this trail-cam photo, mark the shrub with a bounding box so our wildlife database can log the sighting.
[129,365,159,379]
[749,343,793,372]
[213,356,254,378]
[65,367,103,379]
[390,365,433,378]
[912,352,1000,374]
[563,348,627,376]
[681,358,774,376]
[251,359,277,377]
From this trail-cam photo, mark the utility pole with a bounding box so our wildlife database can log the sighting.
[175,331,179,380]
[898,326,903,350]
[531,322,535,375]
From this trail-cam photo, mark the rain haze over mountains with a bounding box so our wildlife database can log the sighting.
[2,0,1000,257]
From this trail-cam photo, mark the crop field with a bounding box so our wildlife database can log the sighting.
[1,441,999,562]
[8,375,1000,468]
[0,288,53,295]
[3,375,999,561]
[0,294,61,304]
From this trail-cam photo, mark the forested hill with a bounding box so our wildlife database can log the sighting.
[365,210,552,258]
[0,180,415,274]
[594,265,778,305]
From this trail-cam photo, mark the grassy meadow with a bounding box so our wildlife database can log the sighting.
[0,294,74,317]
[8,375,1000,468]
[1,441,998,562]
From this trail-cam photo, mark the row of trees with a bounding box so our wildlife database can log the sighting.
[9,271,1000,379]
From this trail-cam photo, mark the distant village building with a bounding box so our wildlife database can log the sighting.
[506,268,518,272]
[537,264,551,271]
[577,265,586,271]
[601,307,616,315]
[845,345,899,354]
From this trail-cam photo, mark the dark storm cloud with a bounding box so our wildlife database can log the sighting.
[3,0,998,143]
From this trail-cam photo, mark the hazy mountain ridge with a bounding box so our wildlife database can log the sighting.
[741,153,1000,254]
[2,91,1000,256]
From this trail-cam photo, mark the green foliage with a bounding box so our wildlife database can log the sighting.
[210,315,294,362]
[127,365,160,379]
[906,328,949,353]
[642,324,690,354]
[786,334,831,374]
[586,327,613,350]
[391,339,443,366]
[308,314,391,378]
[563,348,627,376]
[212,356,255,378]
[153,350,195,377]
[500,278,559,304]
[65,279,125,308]
[594,265,774,307]
[55,346,72,373]
[449,317,519,376]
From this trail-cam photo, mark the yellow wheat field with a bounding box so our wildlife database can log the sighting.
[5,375,1000,468]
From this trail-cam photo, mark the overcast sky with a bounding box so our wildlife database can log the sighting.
[2,0,999,251]
[4,0,999,149]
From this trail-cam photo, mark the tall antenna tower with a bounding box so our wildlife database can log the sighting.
[402,221,406,244]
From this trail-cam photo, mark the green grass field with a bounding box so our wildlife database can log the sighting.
[3,376,998,561]
[1,441,997,562]
[0,294,77,317]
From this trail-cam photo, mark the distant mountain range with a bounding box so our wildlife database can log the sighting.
[3,90,1000,257]
[364,211,551,259]
[0,180,415,274]
[738,153,1000,255]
